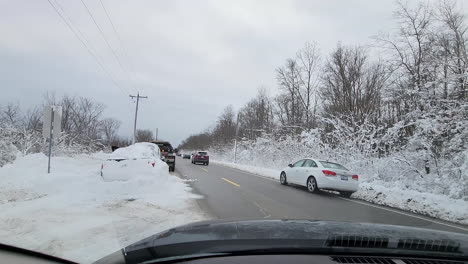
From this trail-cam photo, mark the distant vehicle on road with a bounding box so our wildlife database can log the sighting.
[182,154,191,159]
[151,140,176,172]
[192,151,209,165]
[280,158,358,197]
[100,142,160,179]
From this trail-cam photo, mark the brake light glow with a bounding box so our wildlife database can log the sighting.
[352,175,359,180]
[322,170,336,176]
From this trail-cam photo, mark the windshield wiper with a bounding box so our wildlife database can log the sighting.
[94,220,468,264]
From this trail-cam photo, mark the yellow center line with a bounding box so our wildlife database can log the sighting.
[200,168,208,172]
[221,177,240,187]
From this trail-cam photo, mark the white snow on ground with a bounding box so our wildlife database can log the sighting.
[212,160,468,225]
[0,144,207,263]
[108,142,160,160]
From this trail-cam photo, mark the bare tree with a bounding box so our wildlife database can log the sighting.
[375,1,435,115]
[0,102,22,127]
[211,105,237,144]
[135,129,153,142]
[59,95,77,134]
[276,58,304,128]
[437,0,468,100]
[109,136,131,148]
[239,88,274,139]
[296,42,321,128]
[320,44,387,126]
[275,42,321,131]
[178,132,212,150]
[24,107,42,131]
[100,118,121,144]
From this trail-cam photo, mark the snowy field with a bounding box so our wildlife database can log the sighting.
[0,144,206,263]
[212,160,468,225]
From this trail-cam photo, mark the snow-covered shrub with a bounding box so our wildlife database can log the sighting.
[0,125,39,167]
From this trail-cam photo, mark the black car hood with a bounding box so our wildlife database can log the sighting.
[95,219,468,264]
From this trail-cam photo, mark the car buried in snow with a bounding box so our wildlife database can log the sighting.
[280,158,359,197]
[100,143,160,179]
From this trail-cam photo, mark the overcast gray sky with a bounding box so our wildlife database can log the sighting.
[0,0,403,145]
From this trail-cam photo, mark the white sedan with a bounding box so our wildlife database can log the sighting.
[280,158,359,197]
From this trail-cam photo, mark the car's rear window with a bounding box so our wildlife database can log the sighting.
[198,152,208,155]
[319,161,349,171]
[158,146,172,152]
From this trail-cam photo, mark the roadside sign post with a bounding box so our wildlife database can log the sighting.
[234,113,241,163]
[43,106,62,173]
[47,109,54,174]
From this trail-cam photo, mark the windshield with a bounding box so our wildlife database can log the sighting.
[1,0,467,263]
[319,161,349,171]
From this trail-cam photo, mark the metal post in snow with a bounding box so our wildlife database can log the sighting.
[47,109,54,174]
[234,113,241,163]
[133,93,139,145]
[234,139,237,163]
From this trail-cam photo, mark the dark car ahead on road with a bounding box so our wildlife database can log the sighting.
[151,140,176,172]
[192,151,209,165]
[182,154,191,159]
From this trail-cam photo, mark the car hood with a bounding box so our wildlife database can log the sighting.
[95,219,468,264]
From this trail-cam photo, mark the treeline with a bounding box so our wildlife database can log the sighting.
[179,0,468,163]
[0,94,127,166]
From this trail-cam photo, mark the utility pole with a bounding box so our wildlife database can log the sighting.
[129,92,148,144]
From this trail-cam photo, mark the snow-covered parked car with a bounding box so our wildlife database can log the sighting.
[280,158,359,197]
[100,142,161,180]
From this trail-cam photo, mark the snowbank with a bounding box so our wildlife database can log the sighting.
[211,159,468,225]
[108,142,160,160]
[0,150,206,263]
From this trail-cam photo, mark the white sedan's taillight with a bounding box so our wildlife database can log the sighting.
[322,170,336,176]
[352,175,359,180]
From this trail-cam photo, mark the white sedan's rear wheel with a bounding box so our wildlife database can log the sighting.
[280,172,287,185]
[307,177,318,193]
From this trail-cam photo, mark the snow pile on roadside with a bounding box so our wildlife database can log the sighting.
[109,142,160,160]
[355,181,468,224]
[213,160,281,180]
[211,159,468,225]
[0,147,206,263]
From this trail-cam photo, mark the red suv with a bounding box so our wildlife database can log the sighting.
[192,151,209,166]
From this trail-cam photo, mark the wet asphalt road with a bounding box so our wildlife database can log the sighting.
[174,157,468,234]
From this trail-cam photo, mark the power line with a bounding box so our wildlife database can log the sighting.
[45,0,128,96]
[99,0,138,94]
[79,0,133,90]
[51,0,129,95]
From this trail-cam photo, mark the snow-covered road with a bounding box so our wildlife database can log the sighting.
[0,151,206,263]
